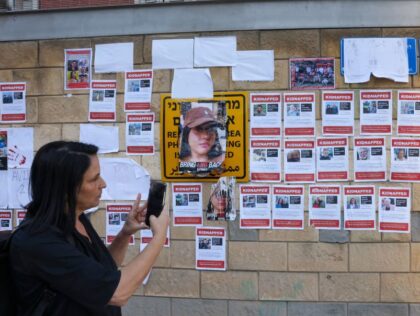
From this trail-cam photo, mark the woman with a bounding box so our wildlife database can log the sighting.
[10,141,169,316]
[347,197,359,209]
[179,107,225,163]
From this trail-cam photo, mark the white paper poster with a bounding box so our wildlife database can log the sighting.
[232,50,274,81]
[250,93,281,137]
[195,227,226,270]
[284,139,316,183]
[283,93,316,137]
[239,185,271,229]
[100,158,150,201]
[309,185,341,230]
[343,186,376,230]
[106,204,135,245]
[272,185,304,230]
[379,187,411,233]
[194,36,237,67]
[360,90,392,135]
[390,138,420,182]
[0,82,26,123]
[140,227,170,248]
[397,90,420,135]
[89,80,117,121]
[0,210,13,231]
[316,137,349,181]
[126,113,155,155]
[171,69,213,99]
[124,70,153,111]
[152,39,194,70]
[322,91,354,135]
[250,138,281,182]
[172,183,203,226]
[15,209,27,228]
[7,127,34,169]
[354,137,387,182]
[94,42,133,73]
[80,124,119,154]
[8,168,30,209]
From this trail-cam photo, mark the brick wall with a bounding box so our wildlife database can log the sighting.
[1,28,420,316]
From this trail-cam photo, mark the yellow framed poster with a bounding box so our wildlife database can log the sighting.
[160,92,249,182]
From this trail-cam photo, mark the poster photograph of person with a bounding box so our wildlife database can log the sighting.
[309,185,341,230]
[0,82,27,123]
[172,183,203,226]
[239,185,271,229]
[64,48,92,90]
[195,227,226,270]
[89,80,117,121]
[390,138,420,182]
[378,187,411,233]
[105,204,135,245]
[353,137,387,182]
[250,138,281,182]
[250,93,282,137]
[343,186,376,230]
[321,91,354,135]
[289,57,335,90]
[272,185,304,230]
[283,93,316,137]
[397,90,420,135]
[178,102,227,176]
[359,90,392,135]
[316,137,349,181]
[283,139,316,183]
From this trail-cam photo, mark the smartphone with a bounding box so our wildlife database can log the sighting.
[145,181,167,226]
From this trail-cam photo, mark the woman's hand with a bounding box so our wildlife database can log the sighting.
[121,194,148,236]
[149,208,170,240]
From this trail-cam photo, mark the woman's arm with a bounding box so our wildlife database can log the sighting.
[108,212,169,306]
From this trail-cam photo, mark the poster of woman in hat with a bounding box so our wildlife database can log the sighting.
[178,102,227,175]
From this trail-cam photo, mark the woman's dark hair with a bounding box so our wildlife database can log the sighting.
[26,141,98,236]
[179,126,224,160]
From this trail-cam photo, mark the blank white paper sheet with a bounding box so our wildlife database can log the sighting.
[194,36,237,67]
[152,39,194,69]
[171,68,213,99]
[232,50,274,81]
[94,42,134,73]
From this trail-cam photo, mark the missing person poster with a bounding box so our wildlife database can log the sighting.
[283,93,315,137]
[0,210,12,231]
[390,138,420,182]
[15,209,26,228]
[316,137,349,181]
[126,113,155,155]
[272,185,304,230]
[250,138,281,182]
[140,227,170,248]
[160,92,248,182]
[0,82,26,123]
[343,186,376,230]
[89,80,117,121]
[250,93,281,137]
[284,139,315,183]
[196,227,226,270]
[239,185,271,229]
[172,183,203,226]
[354,137,387,182]
[289,58,335,90]
[378,187,411,233]
[309,185,341,230]
[64,48,92,90]
[322,91,354,135]
[124,70,153,111]
[397,91,420,135]
[106,204,135,245]
[360,90,392,135]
